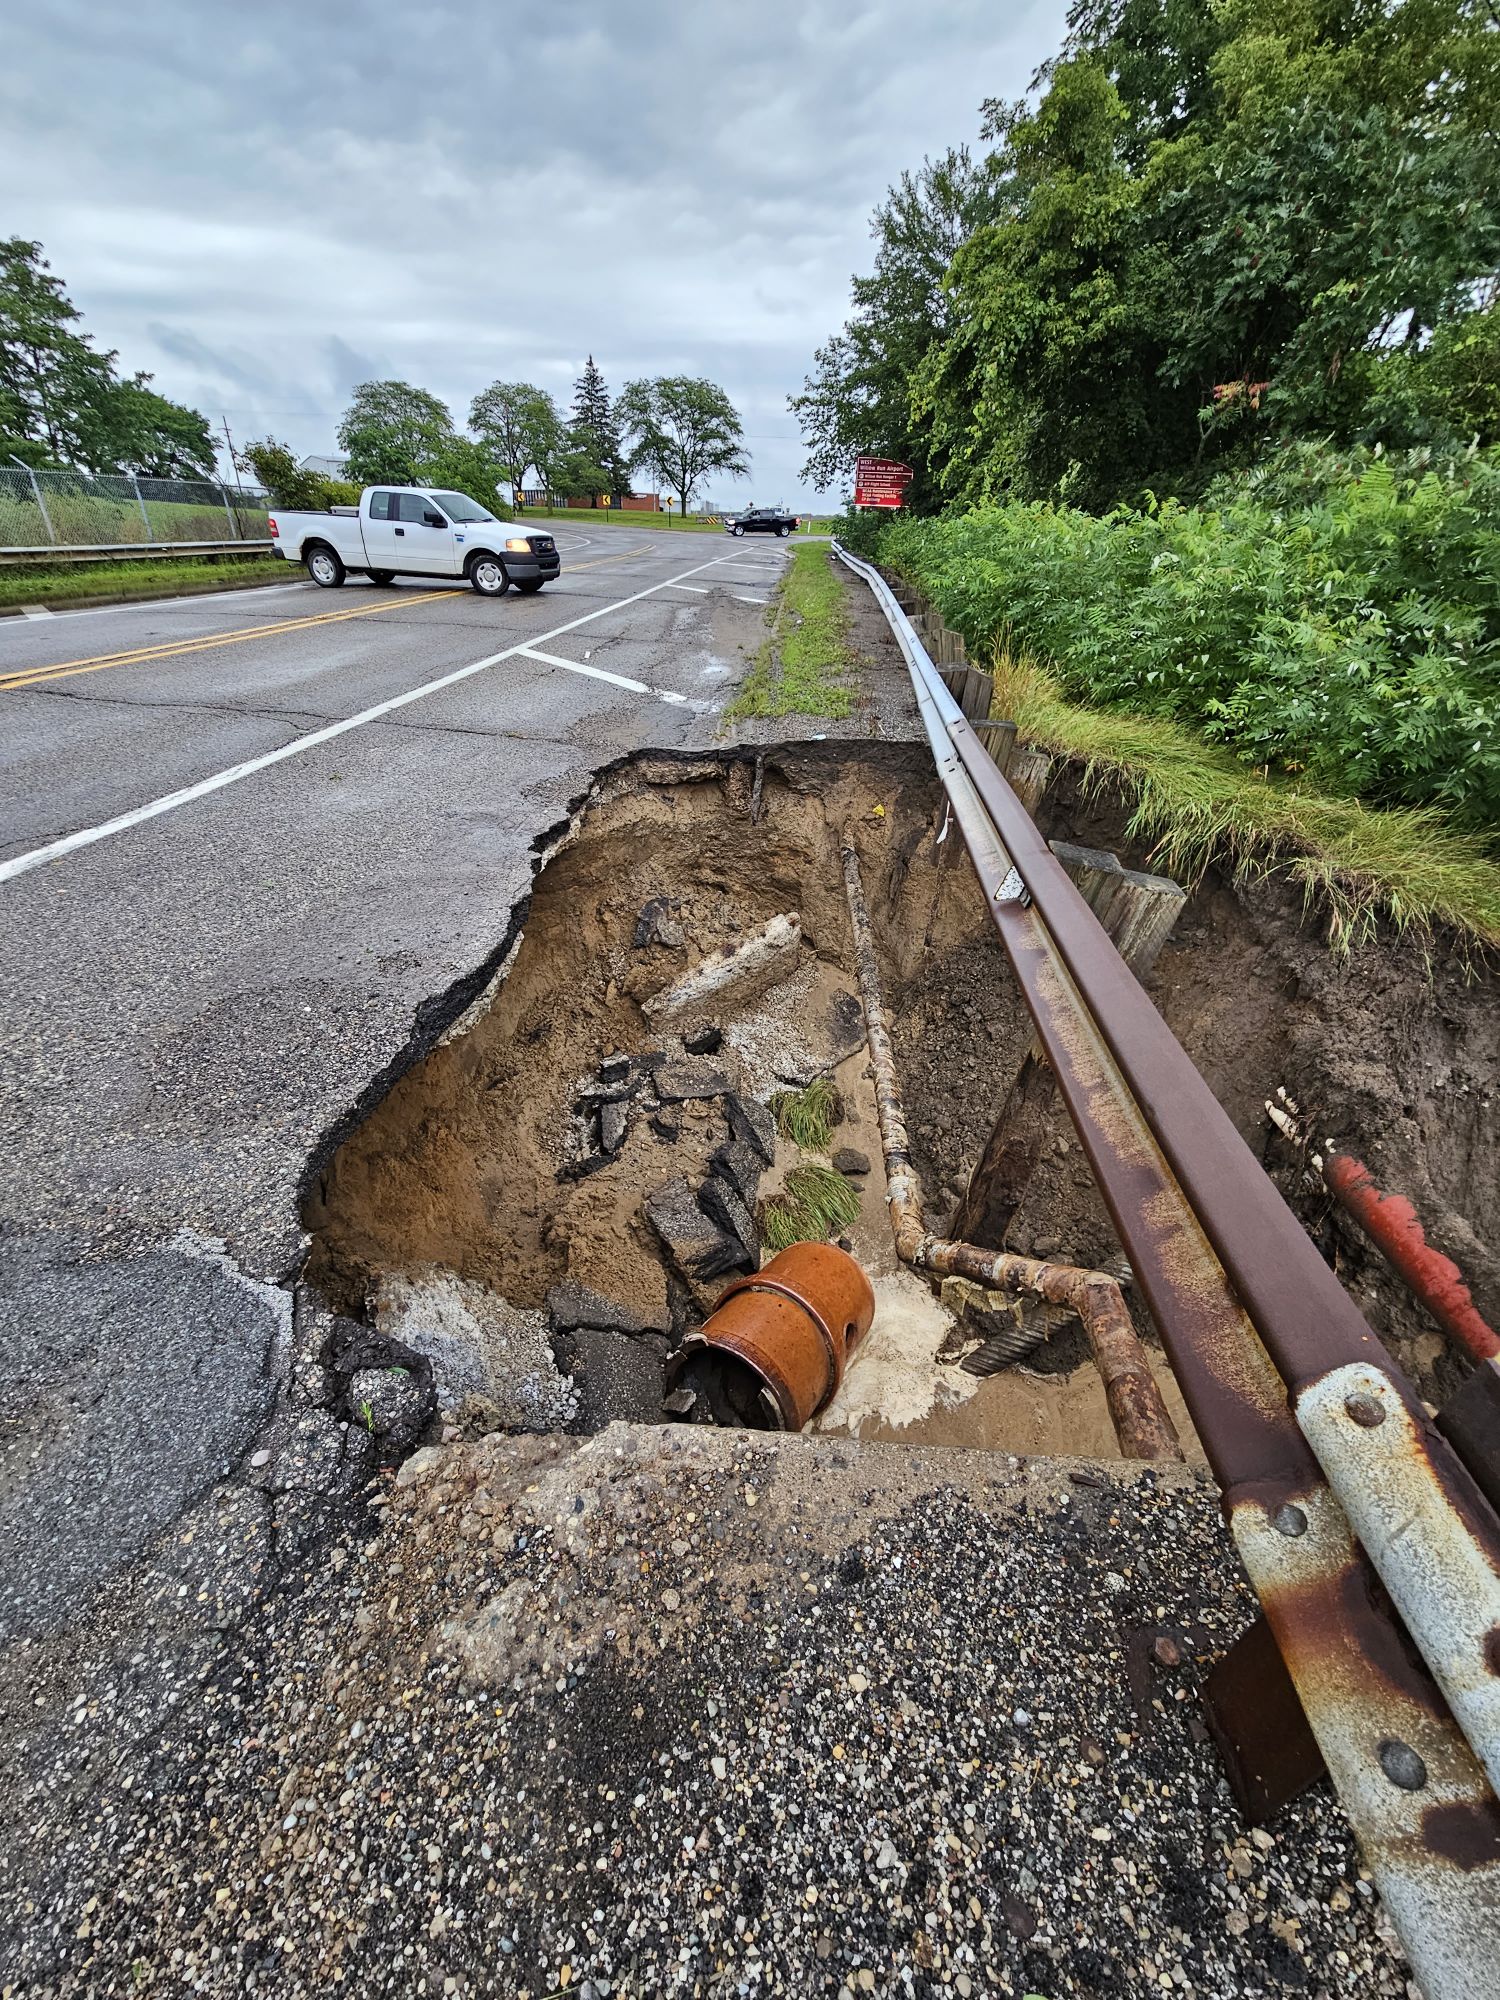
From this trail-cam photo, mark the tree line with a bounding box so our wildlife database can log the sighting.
[243,364,749,516]
[796,0,1500,513]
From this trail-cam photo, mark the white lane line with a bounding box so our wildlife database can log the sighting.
[20,606,55,619]
[517,647,692,707]
[733,595,769,606]
[664,583,709,594]
[517,646,649,694]
[0,552,736,887]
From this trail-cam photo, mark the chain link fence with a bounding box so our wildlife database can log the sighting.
[0,465,270,550]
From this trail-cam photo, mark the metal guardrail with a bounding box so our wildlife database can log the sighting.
[833,539,1500,2000]
[0,540,273,568]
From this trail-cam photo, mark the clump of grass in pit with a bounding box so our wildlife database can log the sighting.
[725,545,855,720]
[761,1163,862,1253]
[988,641,1500,958]
[770,1075,839,1153]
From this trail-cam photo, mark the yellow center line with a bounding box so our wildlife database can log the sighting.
[0,589,465,693]
[0,540,667,695]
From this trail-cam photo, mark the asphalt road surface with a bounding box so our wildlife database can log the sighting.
[0,526,789,1642]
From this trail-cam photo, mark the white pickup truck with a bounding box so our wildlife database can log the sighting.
[267,485,561,597]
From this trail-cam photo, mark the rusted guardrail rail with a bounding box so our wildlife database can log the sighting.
[832,540,1500,2000]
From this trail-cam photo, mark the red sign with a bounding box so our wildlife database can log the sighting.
[854,456,913,509]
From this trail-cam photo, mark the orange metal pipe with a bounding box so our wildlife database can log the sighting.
[1322,1152,1500,1365]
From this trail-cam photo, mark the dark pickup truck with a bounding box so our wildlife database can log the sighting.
[725,507,800,538]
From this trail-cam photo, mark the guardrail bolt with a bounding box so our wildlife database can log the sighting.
[1343,1391,1387,1428]
[1272,1503,1309,1538]
[1377,1738,1428,1791]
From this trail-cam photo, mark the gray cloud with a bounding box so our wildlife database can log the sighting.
[1,0,1062,504]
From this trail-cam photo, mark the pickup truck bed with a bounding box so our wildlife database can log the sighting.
[268,485,561,598]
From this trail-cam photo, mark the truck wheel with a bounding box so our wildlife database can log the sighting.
[777,524,791,536]
[468,554,510,597]
[732,524,745,536]
[368,569,396,586]
[306,543,345,588]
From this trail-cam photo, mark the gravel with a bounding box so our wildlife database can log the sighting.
[0,1424,1411,1999]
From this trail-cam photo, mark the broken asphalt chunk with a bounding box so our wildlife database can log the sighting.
[698,1174,760,1268]
[726,1093,777,1166]
[654,1061,733,1103]
[645,1176,750,1296]
[546,1281,669,1339]
[710,1138,764,1211]
[600,1098,629,1154]
[634,896,685,950]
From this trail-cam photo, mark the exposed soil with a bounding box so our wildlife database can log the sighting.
[304,737,1500,1453]
[891,761,1500,1407]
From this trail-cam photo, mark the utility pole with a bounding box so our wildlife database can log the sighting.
[221,415,245,539]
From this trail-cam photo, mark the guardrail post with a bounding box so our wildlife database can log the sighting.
[10,457,56,544]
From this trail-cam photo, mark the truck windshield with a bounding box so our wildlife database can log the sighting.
[429,491,496,523]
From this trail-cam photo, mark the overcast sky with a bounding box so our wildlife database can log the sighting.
[2,0,1063,508]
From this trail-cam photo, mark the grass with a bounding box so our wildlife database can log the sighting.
[989,643,1500,956]
[770,1076,841,1152]
[761,1163,863,1252]
[0,551,284,610]
[726,544,856,721]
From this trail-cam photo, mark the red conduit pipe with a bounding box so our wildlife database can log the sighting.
[1321,1152,1500,1365]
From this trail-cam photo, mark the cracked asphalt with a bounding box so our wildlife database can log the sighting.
[0,528,788,1639]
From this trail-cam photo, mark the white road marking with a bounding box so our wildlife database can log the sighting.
[664,583,710,594]
[20,606,55,619]
[516,646,649,694]
[517,646,692,707]
[732,595,769,606]
[0,552,737,887]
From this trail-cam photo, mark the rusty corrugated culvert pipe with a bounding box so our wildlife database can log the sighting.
[665,1242,876,1431]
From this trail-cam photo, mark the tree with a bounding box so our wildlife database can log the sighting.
[414,436,509,512]
[337,380,455,485]
[550,446,612,504]
[790,148,993,503]
[914,63,1183,509]
[237,438,332,508]
[568,356,630,503]
[798,0,1500,512]
[468,382,564,511]
[0,237,117,466]
[85,377,217,478]
[616,376,749,516]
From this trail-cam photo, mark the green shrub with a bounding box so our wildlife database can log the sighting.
[881,452,1500,837]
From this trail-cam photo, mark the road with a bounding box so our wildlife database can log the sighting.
[0,525,789,1642]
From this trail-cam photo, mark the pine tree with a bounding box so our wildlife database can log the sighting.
[568,356,628,504]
